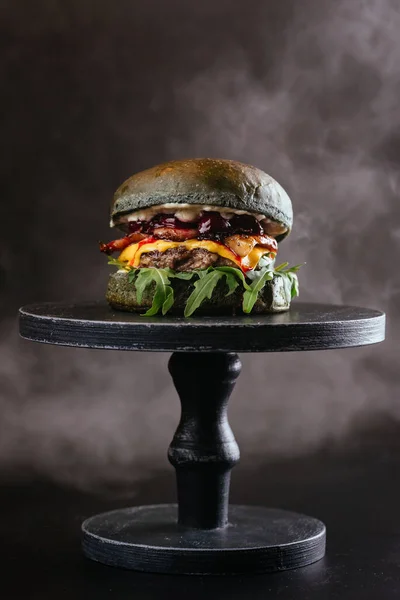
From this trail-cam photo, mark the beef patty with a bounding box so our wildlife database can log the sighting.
[138,247,237,271]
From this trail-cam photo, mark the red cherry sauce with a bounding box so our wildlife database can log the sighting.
[128,221,144,233]
[198,212,231,238]
[127,211,265,240]
[229,214,263,235]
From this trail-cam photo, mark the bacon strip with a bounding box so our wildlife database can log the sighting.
[99,233,147,254]
[253,235,278,252]
[100,232,277,259]
[224,234,277,257]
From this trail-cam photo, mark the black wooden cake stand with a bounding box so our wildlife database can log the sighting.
[19,301,385,575]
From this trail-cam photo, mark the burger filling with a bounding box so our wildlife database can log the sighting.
[101,209,279,271]
[101,207,300,316]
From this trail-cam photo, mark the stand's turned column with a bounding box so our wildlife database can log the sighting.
[168,352,241,529]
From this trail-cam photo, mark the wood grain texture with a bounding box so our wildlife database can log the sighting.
[19,301,385,352]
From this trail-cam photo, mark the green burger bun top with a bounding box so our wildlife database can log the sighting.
[111,158,293,242]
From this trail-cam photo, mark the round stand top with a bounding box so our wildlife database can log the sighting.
[19,301,385,353]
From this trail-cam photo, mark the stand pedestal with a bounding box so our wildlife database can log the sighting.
[81,504,325,575]
[168,352,241,530]
[19,301,385,575]
[82,352,325,574]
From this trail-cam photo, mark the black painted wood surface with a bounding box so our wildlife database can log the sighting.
[168,353,241,529]
[79,349,327,574]
[82,504,326,575]
[17,300,385,575]
[19,301,385,352]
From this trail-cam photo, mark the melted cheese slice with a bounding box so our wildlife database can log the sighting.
[119,239,273,271]
[241,246,274,270]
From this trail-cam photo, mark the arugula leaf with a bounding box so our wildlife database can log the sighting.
[196,267,213,279]
[242,270,274,314]
[184,270,225,317]
[279,272,293,300]
[128,269,138,284]
[273,264,302,299]
[133,268,176,316]
[276,263,303,273]
[274,261,289,272]
[107,256,129,270]
[162,287,175,315]
[134,269,155,304]
[173,272,196,280]
[158,268,177,278]
[105,251,303,315]
[223,272,239,297]
[214,266,251,290]
[287,272,299,298]
[143,282,171,316]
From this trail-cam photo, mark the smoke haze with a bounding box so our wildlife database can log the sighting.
[1,0,399,487]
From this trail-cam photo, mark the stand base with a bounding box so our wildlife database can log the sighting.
[82,504,326,575]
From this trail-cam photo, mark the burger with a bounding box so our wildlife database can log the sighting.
[100,158,301,316]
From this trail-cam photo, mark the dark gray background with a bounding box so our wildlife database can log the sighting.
[1,0,399,489]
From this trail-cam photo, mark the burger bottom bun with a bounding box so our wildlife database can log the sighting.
[106,270,291,315]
